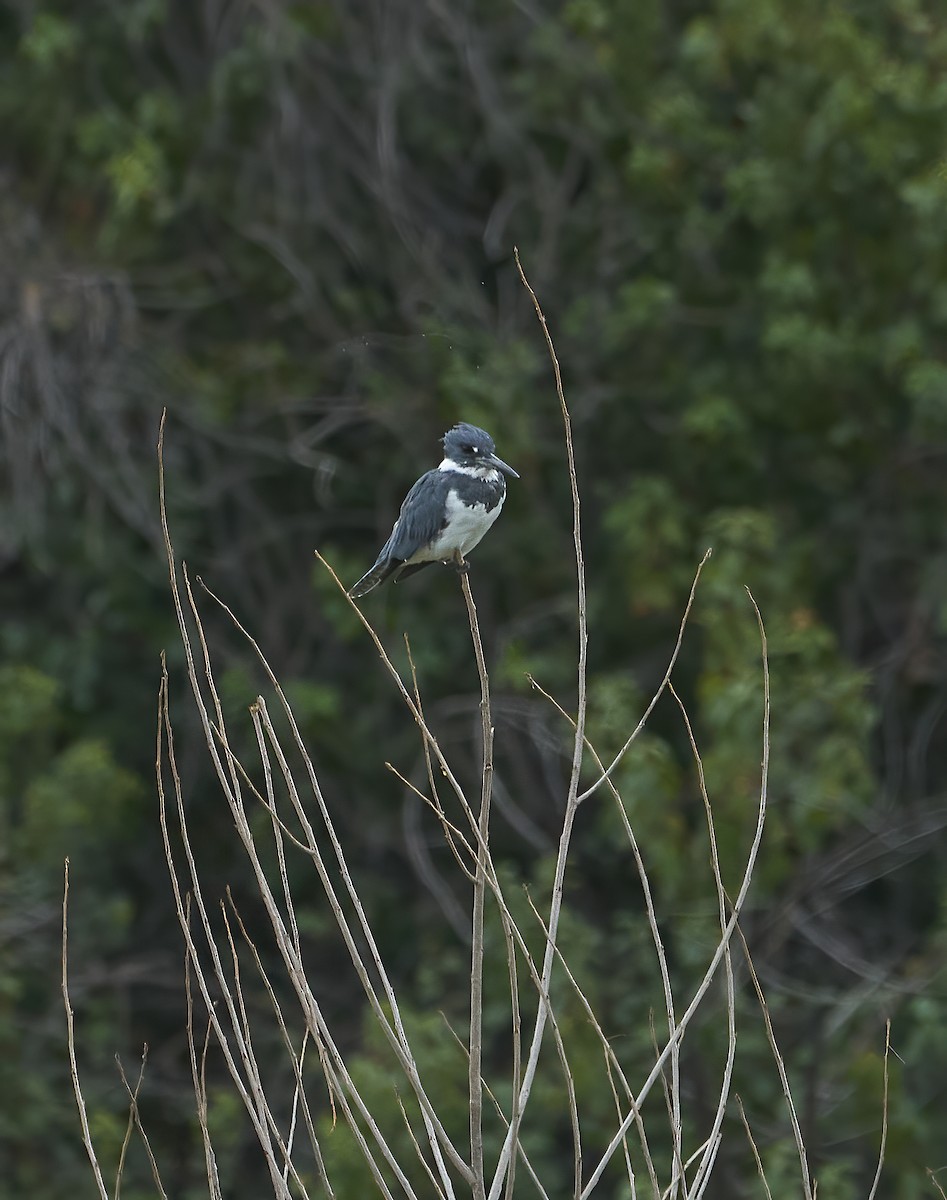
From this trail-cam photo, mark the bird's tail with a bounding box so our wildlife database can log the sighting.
[348,558,398,598]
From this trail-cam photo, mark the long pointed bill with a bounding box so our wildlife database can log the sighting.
[487,453,519,478]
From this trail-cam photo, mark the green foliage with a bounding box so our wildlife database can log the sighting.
[0,664,61,744]
[21,740,141,864]
[0,660,152,1197]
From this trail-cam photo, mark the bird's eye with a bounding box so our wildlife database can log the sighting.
[466,445,478,454]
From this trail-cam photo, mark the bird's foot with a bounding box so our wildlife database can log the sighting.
[451,550,470,575]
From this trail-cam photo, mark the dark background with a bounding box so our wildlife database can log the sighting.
[2,0,947,1196]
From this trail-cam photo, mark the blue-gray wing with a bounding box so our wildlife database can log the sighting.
[348,470,449,598]
[380,470,449,562]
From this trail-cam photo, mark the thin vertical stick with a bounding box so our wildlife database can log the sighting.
[114,1048,170,1200]
[184,932,223,1200]
[397,1094,449,1200]
[605,1053,637,1200]
[500,904,522,1200]
[866,1020,891,1200]
[113,1050,143,1200]
[461,568,493,1200]
[735,1095,773,1200]
[733,924,812,1200]
[62,859,110,1200]
[489,247,589,1200]
[670,681,736,1200]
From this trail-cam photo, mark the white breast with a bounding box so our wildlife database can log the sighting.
[414,488,505,562]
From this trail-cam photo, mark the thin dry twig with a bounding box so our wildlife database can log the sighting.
[400,614,525,1185]
[113,1051,141,1200]
[928,1169,947,1200]
[648,1011,679,1195]
[218,898,307,1198]
[670,681,736,1200]
[500,901,523,1200]
[402,633,478,879]
[866,1020,891,1200]
[399,635,474,937]
[663,1141,713,1198]
[732,921,813,1200]
[396,1093,449,1200]
[246,708,342,1148]
[735,1095,773,1200]
[385,761,478,881]
[283,1028,310,1189]
[487,246,589,1200]
[183,927,222,1200]
[114,1047,170,1200]
[209,585,548,1200]
[577,548,712,804]
[604,1052,637,1200]
[162,668,355,1200]
[460,567,494,1200]
[62,858,110,1200]
[317,550,475,825]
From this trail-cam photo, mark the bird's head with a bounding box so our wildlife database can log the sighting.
[442,423,519,478]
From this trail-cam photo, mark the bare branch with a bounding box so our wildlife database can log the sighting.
[114,1047,169,1200]
[928,1169,947,1200]
[62,859,110,1200]
[460,567,494,1200]
[734,1095,773,1200]
[670,681,736,1200]
[577,548,712,804]
[732,920,813,1199]
[866,1020,891,1200]
[184,933,222,1200]
[488,247,588,1200]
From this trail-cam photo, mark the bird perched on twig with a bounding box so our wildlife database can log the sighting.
[348,422,519,598]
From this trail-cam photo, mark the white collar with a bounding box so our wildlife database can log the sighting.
[437,458,500,480]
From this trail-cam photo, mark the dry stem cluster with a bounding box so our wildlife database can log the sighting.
[62,264,891,1199]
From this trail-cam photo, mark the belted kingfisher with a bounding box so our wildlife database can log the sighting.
[349,422,519,598]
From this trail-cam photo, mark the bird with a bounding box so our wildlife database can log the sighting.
[349,422,519,598]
